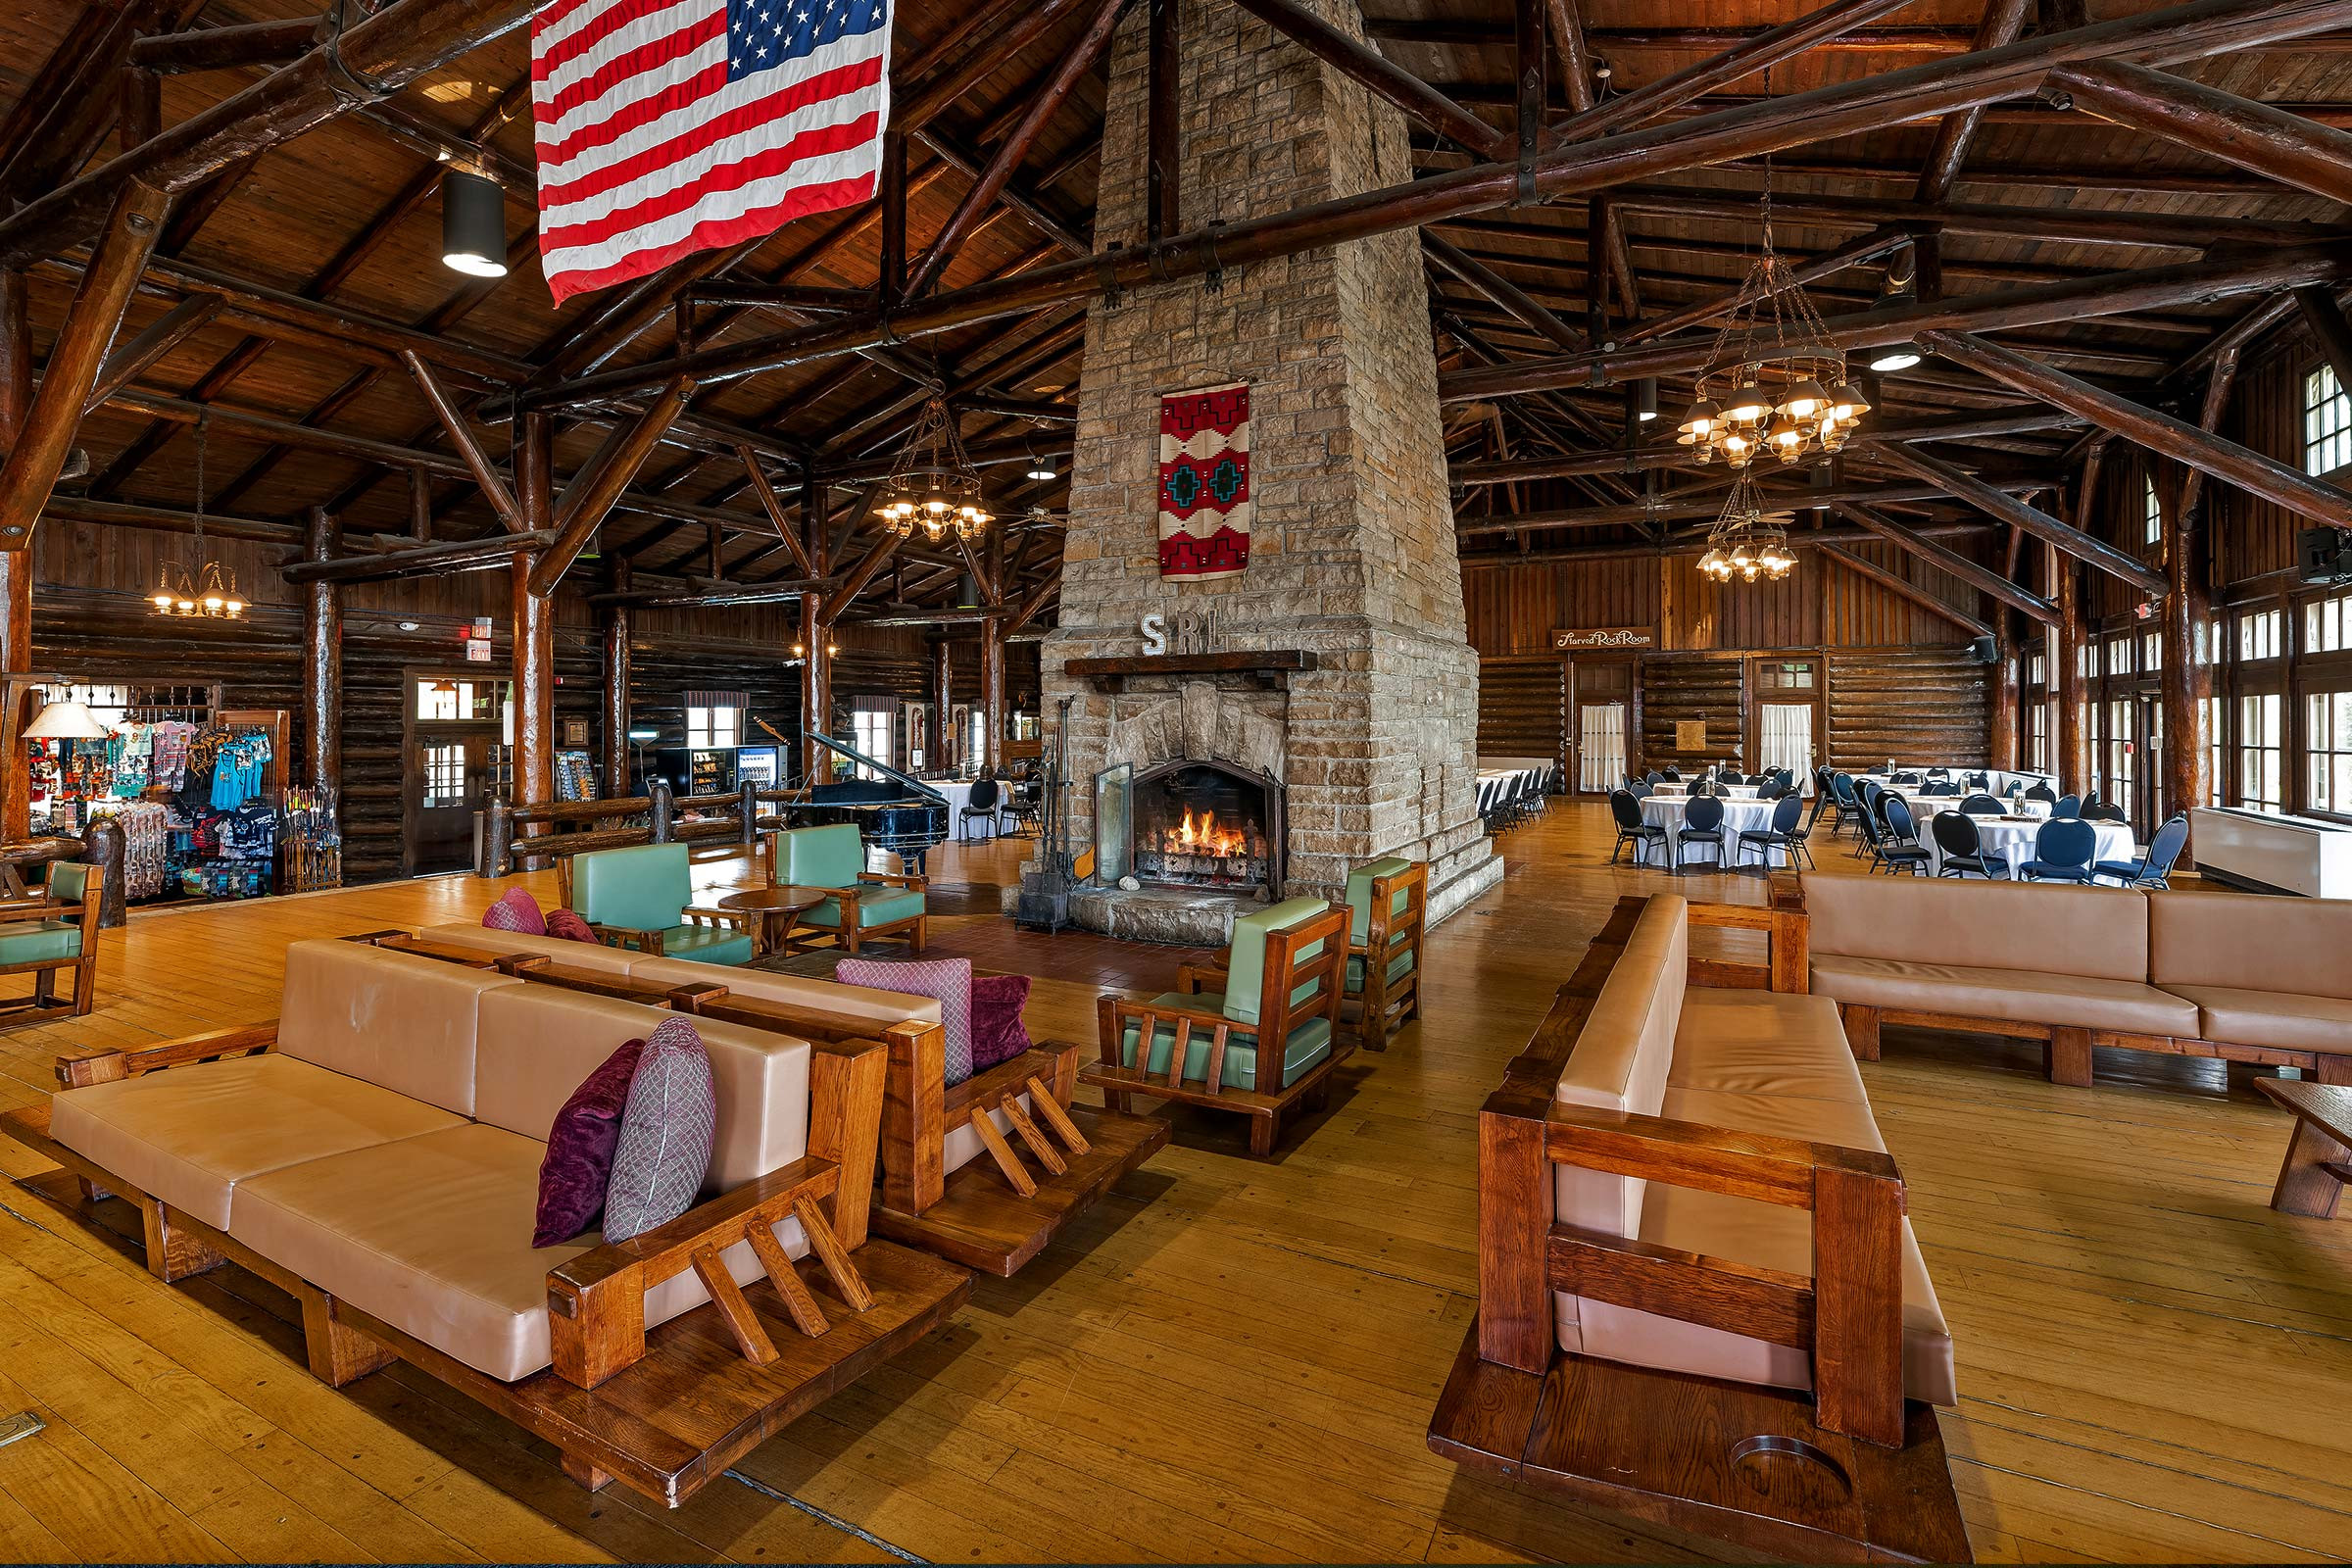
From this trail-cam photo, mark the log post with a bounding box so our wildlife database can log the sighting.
[801,591,831,784]
[933,638,954,771]
[300,506,342,796]
[478,798,513,878]
[739,776,760,847]
[602,557,632,797]
[0,269,30,840]
[980,626,1006,772]
[1990,631,2021,769]
[649,777,674,842]
[80,816,126,929]
[2159,464,2210,858]
[512,413,556,812]
[2055,545,2089,792]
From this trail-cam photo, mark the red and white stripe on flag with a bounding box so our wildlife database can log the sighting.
[532,0,894,304]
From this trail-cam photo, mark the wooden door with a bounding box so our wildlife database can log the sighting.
[1749,657,1822,784]
[401,671,508,877]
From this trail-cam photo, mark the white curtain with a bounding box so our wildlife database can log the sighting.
[1759,704,1813,791]
[1579,704,1626,791]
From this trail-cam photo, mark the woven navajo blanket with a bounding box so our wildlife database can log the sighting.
[1158,382,1251,580]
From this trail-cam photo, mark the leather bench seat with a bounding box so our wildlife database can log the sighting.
[2148,891,2352,1058]
[2164,984,2352,1054]
[1119,992,1334,1091]
[227,1122,801,1382]
[1668,990,1869,1103]
[1809,954,2201,1037]
[48,1053,466,1230]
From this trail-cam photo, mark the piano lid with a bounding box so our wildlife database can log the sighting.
[803,728,948,805]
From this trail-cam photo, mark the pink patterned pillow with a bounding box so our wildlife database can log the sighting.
[602,1017,715,1243]
[483,888,547,936]
[533,1038,644,1248]
[547,907,600,944]
[970,973,1031,1071]
[837,956,973,1085]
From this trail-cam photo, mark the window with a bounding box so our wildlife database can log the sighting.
[420,743,466,807]
[685,704,742,749]
[2307,365,2352,476]
[2307,590,2352,655]
[1757,661,1816,692]
[2104,637,2132,678]
[2142,631,2162,672]
[2238,693,2284,810]
[2105,700,2135,807]
[415,679,498,721]
[2241,608,2283,662]
[2029,651,2046,687]
[2204,695,2226,808]
[2142,473,2163,547]
[2309,691,2352,814]
[2028,699,2048,773]
[967,708,987,766]
[850,706,893,778]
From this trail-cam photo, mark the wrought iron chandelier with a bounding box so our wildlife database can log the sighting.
[1697,468,1798,583]
[150,413,245,619]
[880,395,992,543]
[1676,150,1868,469]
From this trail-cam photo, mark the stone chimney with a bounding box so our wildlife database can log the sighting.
[1037,0,1500,924]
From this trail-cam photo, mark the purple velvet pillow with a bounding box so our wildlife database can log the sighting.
[546,907,600,944]
[837,956,973,1085]
[484,887,548,936]
[602,1017,716,1243]
[533,1038,644,1248]
[970,973,1031,1071]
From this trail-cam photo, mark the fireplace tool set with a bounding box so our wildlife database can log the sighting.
[1015,696,1081,933]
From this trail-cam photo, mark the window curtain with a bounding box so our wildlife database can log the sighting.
[1759,704,1813,791]
[1578,704,1626,791]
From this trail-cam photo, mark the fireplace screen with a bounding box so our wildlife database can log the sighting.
[1128,761,1280,893]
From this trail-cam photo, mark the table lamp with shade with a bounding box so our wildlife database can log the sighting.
[22,700,111,743]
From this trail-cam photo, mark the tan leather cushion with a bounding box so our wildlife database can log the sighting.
[1553,895,1688,1245]
[1670,990,1869,1103]
[2148,889,2352,1001]
[49,1054,465,1230]
[1810,954,2200,1037]
[2164,984,2352,1054]
[1803,873,2149,981]
[629,957,944,1030]
[1578,1083,1956,1408]
[278,939,522,1115]
[228,1123,808,1382]
[472,984,810,1192]
[421,924,645,976]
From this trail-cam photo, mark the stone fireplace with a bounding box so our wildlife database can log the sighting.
[1015,0,1504,946]
[1126,761,1281,894]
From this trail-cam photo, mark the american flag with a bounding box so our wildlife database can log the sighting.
[532,0,893,303]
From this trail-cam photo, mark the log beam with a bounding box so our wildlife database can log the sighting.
[1922,328,2352,531]
[129,18,322,74]
[740,447,815,574]
[1866,438,2170,593]
[1425,232,1583,352]
[2297,284,2352,393]
[1830,500,2059,624]
[84,290,220,413]
[1814,542,1996,639]
[1228,0,1509,158]
[1915,0,2033,202]
[528,376,698,597]
[2052,58,2352,205]
[399,350,525,533]
[1456,478,2041,534]
[281,529,557,585]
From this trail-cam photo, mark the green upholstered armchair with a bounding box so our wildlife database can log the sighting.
[568,842,755,965]
[1087,897,1350,1155]
[1342,858,1426,1051]
[763,823,927,955]
[0,858,105,1027]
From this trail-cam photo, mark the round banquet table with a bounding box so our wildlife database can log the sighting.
[1639,795,1785,868]
[1918,811,2135,878]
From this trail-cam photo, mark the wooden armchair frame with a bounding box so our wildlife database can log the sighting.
[1084,902,1353,1156]
[1428,886,1967,1564]
[4,979,970,1509]
[0,858,107,1028]
[362,933,1167,1278]
[760,833,929,954]
[585,902,756,958]
[1345,860,1427,1052]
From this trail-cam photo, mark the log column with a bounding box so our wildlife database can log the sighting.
[932,638,953,770]
[300,506,342,794]
[602,557,631,796]
[2160,464,2211,858]
[980,626,1005,772]
[0,270,30,841]
[2055,546,2089,791]
[1990,631,2020,771]
[512,414,555,809]
[800,592,830,784]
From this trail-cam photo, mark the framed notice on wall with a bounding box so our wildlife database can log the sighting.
[1676,719,1707,751]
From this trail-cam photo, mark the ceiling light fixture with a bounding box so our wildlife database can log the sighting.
[1697,468,1798,584]
[881,394,992,542]
[441,170,508,278]
[149,413,243,620]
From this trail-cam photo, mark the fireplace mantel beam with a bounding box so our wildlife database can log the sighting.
[1063,650,1319,693]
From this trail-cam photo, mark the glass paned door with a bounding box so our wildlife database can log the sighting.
[1757,703,1815,790]
[1577,703,1626,792]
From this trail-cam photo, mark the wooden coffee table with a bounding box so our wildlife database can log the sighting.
[2254,1077,2352,1218]
[717,885,833,957]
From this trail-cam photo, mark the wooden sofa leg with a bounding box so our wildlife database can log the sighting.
[2046,1027,2094,1088]
[141,1201,223,1284]
[561,1455,615,1492]
[300,1290,396,1387]
[1840,1004,1882,1063]
[1250,1110,1278,1156]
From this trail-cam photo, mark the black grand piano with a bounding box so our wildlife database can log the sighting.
[778,729,951,875]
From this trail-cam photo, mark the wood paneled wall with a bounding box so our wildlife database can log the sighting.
[1475,656,1566,761]
[1640,656,1746,772]
[1824,649,1991,773]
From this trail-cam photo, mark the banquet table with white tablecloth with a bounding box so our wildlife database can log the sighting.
[1638,795,1787,868]
[1918,810,2135,878]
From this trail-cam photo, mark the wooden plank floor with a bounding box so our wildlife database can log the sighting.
[0,806,2346,1562]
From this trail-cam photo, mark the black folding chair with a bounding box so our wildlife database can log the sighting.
[1737,790,1813,872]
[2022,817,2098,883]
[1677,793,1728,874]
[1932,809,2005,878]
[1609,789,1669,866]
[1877,796,1934,875]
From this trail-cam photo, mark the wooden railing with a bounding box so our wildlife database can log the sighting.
[474,778,812,879]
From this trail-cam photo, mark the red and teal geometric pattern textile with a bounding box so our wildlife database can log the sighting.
[1158,381,1251,581]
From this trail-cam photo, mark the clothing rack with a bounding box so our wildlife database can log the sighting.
[122,683,220,724]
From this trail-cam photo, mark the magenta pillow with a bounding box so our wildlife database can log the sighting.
[532,1038,644,1248]
[838,956,973,1085]
[547,907,599,944]
[603,1017,716,1243]
[970,973,1031,1071]
[484,887,548,936]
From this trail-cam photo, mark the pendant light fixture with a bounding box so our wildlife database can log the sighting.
[880,395,992,542]
[442,170,508,278]
[1677,109,1866,470]
[150,413,244,619]
[1697,468,1798,584]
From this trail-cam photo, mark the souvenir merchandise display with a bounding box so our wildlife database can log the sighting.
[282,785,342,892]
[555,749,597,802]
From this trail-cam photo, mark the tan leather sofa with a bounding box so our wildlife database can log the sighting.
[1552,894,1957,1406]
[1802,875,2352,1086]
[51,937,828,1383]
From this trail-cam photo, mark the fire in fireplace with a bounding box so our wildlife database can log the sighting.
[1127,760,1281,894]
